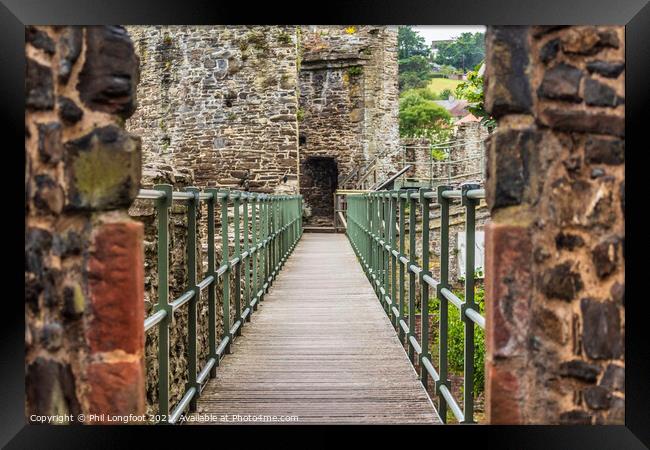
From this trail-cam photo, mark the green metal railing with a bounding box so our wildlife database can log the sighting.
[345,184,485,424]
[138,185,302,424]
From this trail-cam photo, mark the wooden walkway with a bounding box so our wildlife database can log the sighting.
[190,234,440,424]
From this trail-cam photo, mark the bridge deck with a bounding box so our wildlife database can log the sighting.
[191,234,440,424]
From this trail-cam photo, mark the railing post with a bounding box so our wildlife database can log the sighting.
[389,191,398,326]
[461,183,480,424]
[242,193,251,322]
[398,190,406,344]
[232,192,242,335]
[419,188,432,390]
[436,185,452,423]
[250,193,259,311]
[183,186,200,411]
[204,188,219,376]
[407,189,417,364]
[220,188,232,354]
[153,184,172,421]
[379,192,384,317]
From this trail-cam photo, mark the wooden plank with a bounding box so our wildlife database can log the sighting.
[189,234,440,424]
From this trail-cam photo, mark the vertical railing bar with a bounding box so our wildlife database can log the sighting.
[204,188,218,376]
[398,190,406,345]
[233,193,242,335]
[419,188,431,391]
[242,194,251,321]
[461,183,479,424]
[407,189,417,364]
[220,188,232,354]
[436,184,452,424]
[183,186,200,411]
[153,184,172,422]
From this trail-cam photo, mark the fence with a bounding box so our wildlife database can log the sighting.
[345,184,486,423]
[137,185,302,423]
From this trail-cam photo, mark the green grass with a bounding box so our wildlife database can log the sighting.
[427,78,462,96]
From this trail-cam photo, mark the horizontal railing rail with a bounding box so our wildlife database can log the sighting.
[345,183,485,424]
[137,185,302,424]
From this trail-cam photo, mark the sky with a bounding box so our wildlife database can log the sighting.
[412,25,486,44]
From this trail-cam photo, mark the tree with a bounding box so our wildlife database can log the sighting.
[434,32,485,71]
[398,55,433,92]
[398,26,431,59]
[454,61,496,129]
[399,89,453,141]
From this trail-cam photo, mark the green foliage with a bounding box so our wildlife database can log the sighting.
[276,31,292,45]
[431,147,448,161]
[436,88,453,100]
[434,32,485,71]
[399,89,452,140]
[296,108,305,122]
[347,66,363,77]
[398,26,431,59]
[454,62,496,129]
[398,55,433,92]
[430,277,486,397]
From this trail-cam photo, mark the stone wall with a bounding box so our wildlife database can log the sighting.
[299,26,400,223]
[25,26,144,422]
[126,26,300,193]
[483,26,625,424]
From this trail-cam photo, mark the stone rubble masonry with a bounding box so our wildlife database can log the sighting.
[126,26,301,194]
[25,26,145,423]
[126,26,400,227]
[483,26,624,424]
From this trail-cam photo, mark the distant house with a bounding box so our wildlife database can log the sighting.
[430,39,453,58]
[434,97,471,118]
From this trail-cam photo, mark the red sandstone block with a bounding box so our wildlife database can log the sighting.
[486,365,522,424]
[86,360,145,420]
[86,221,144,355]
[484,222,533,359]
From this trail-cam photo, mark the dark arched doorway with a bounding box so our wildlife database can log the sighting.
[300,156,338,227]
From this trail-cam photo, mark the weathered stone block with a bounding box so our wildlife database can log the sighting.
[584,78,624,107]
[86,361,145,420]
[591,235,622,279]
[584,386,612,410]
[484,26,532,117]
[77,26,139,118]
[26,26,55,54]
[64,125,141,211]
[33,174,64,215]
[561,27,619,55]
[37,122,63,163]
[555,232,585,250]
[26,357,81,418]
[559,409,592,424]
[40,322,63,351]
[600,364,624,392]
[486,128,538,211]
[584,136,624,165]
[586,60,625,78]
[57,96,84,125]
[538,63,583,102]
[86,221,144,354]
[539,262,583,301]
[539,107,624,137]
[57,27,82,84]
[486,365,523,424]
[26,58,54,110]
[539,38,560,64]
[62,283,85,319]
[558,359,601,382]
[485,223,532,359]
[580,298,623,359]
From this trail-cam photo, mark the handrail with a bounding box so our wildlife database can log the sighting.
[137,185,303,423]
[344,183,485,424]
